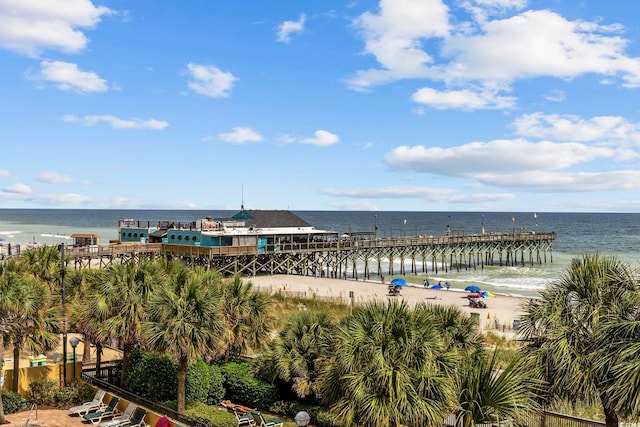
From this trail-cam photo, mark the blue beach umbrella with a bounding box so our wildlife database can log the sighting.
[465,285,481,292]
[391,278,407,286]
[431,284,444,290]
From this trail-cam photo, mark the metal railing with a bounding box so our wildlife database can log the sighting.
[81,373,201,427]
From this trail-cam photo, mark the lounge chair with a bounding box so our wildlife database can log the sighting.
[250,411,283,427]
[100,403,137,427]
[83,396,121,424]
[154,415,171,427]
[231,407,256,426]
[119,407,147,427]
[69,390,107,416]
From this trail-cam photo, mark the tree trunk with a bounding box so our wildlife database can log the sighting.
[96,343,102,379]
[604,406,619,427]
[120,343,134,385]
[11,347,19,393]
[82,336,91,363]
[177,356,188,413]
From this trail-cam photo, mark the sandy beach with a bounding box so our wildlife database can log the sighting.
[249,274,528,336]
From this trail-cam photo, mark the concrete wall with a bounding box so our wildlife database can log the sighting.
[1,361,82,396]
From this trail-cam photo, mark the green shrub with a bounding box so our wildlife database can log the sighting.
[1,390,26,414]
[186,359,211,403]
[77,383,98,403]
[184,401,237,427]
[207,364,226,405]
[27,378,58,406]
[124,352,177,402]
[221,362,279,409]
[56,386,80,407]
[314,408,340,427]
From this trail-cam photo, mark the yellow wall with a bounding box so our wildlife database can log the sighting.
[1,361,81,396]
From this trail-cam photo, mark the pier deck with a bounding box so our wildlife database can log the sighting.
[64,231,556,279]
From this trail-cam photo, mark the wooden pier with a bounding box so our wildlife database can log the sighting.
[65,231,556,279]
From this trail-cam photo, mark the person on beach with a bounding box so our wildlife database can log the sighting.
[423,279,430,288]
[446,281,450,291]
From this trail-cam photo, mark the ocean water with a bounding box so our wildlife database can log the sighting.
[1,209,639,298]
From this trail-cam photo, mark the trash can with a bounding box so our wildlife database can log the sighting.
[513,318,521,330]
[471,312,480,323]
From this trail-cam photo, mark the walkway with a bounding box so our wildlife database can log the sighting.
[4,409,87,427]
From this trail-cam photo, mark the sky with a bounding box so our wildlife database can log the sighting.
[2,0,640,213]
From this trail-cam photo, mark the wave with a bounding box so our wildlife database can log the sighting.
[40,233,73,239]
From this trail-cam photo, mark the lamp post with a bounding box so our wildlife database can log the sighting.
[69,337,79,378]
[58,243,68,386]
[294,411,311,427]
[374,214,378,239]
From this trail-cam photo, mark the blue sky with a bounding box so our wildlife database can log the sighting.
[2,0,640,212]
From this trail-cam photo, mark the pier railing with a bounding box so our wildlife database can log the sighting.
[63,232,555,259]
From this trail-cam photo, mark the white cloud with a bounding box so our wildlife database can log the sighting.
[321,186,514,203]
[348,0,450,90]
[348,2,640,102]
[544,90,565,103]
[442,10,640,85]
[0,170,10,179]
[217,127,263,144]
[63,114,169,130]
[2,183,32,194]
[277,14,306,43]
[187,63,237,98]
[478,170,640,192]
[411,86,515,110]
[32,60,107,93]
[301,130,340,147]
[0,0,113,57]
[37,172,73,184]
[385,139,618,176]
[513,113,640,145]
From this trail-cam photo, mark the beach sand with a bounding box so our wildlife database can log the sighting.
[249,274,528,337]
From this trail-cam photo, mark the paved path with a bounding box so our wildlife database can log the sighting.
[4,409,87,427]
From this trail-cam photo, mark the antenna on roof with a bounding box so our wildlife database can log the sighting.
[241,183,244,213]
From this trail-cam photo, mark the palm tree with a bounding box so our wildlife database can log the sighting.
[71,268,111,372]
[318,299,456,427]
[592,278,640,421]
[455,349,542,427]
[254,310,335,399]
[218,275,273,361]
[428,304,485,354]
[0,269,25,424]
[519,253,640,427]
[18,245,61,288]
[144,265,224,412]
[99,259,164,382]
[4,272,59,392]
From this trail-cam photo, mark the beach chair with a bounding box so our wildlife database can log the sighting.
[69,389,107,416]
[250,411,283,427]
[154,415,171,427]
[100,403,137,427]
[83,396,121,424]
[119,407,148,427]
[231,406,256,426]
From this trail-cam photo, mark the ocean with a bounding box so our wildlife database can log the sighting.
[1,209,639,298]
